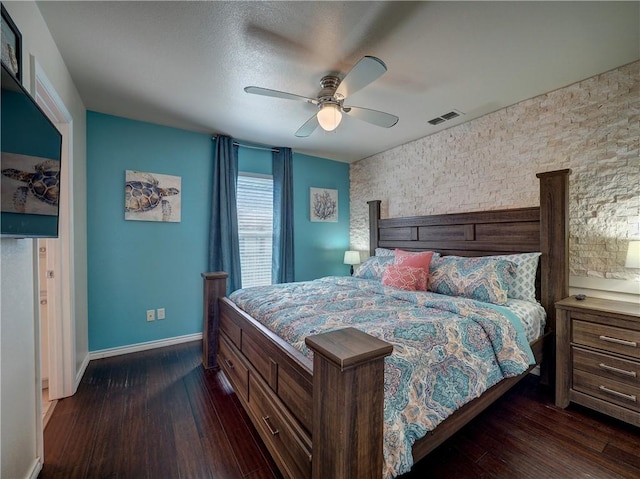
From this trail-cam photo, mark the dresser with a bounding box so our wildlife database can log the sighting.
[555,296,640,426]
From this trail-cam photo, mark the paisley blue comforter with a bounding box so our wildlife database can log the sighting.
[229,276,534,478]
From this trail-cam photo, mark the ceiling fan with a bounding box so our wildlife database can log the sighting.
[244,56,399,137]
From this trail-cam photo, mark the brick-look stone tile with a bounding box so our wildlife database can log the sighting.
[350,61,640,281]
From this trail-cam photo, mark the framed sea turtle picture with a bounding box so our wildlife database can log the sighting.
[125,170,181,223]
[1,153,59,216]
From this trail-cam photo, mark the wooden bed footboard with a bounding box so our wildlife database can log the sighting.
[202,276,394,479]
[202,169,570,479]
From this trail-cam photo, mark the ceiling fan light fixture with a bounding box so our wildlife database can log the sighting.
[317,103,342,132]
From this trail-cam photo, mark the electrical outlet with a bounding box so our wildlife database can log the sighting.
[146,309,155,322]
[157,308,165,320]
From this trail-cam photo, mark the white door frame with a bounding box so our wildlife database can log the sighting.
[31,55,76,402]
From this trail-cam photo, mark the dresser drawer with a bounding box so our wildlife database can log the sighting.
[219,334,249,402]
[248,374,311,479]
[573,347,639,389]
[573,320,640,360]
[573,369,640,413]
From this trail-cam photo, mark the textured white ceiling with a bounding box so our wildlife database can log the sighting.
[37,1,640,163]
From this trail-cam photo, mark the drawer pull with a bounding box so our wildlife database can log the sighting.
[599,363,637,378]
[598,335,637,348]
[598,385,637,403]
[224,358,235,370]
[262,415,279,436]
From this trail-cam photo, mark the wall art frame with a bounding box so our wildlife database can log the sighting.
[310,187,338,222]
[124,170,182,223]
[1,4,22,81]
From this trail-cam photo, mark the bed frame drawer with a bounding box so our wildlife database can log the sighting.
[220,312,242,349]
[248,374,312,479]
[275,360,312,433]
[573,320,640,360]
[242,327,313,432]
[242,331,278,390]
[219,334,249,402]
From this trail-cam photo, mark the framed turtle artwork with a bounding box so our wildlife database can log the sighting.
[124,170,181,223]
[1,153,59,216]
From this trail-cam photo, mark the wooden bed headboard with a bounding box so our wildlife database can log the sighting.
[367,169,570,332]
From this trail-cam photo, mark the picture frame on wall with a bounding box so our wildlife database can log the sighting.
[310,187,338,222]
[1,4,21,81]
[124,170,182,223]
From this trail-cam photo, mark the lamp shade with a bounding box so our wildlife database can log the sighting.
[317,103,342,132]
[625,241,640,268]
[343,250,360,265]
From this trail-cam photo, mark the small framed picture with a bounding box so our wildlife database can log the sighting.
[125,170,182,223]
[1,4,22,80]
[310,187,338,222]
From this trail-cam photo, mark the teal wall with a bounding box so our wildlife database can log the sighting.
[238,148,351,282]
[86,112,212,351]
[87,112,350,351]
[291,153,351,281]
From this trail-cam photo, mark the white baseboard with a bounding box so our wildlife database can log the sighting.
[75,352,90,392]
[89,333,203,360]
[27,457,42,479]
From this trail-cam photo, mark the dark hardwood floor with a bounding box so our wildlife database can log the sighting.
[41,341,639,479]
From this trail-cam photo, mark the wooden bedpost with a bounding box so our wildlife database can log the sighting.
[305,327,393,479]
[368,200,381,257]
[536,169,570,386]
[536,169,570,331]
[201,272,228,369]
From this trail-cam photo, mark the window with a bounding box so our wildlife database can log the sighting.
[237,173,273,288]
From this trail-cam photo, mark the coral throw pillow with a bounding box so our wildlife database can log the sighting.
[382,265,427,291]
[394,249,434,290]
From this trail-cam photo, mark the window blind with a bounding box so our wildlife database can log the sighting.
[237,174,273,288]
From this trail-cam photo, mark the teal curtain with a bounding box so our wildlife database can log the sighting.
[272,147,295,283]
[209,135,242,294]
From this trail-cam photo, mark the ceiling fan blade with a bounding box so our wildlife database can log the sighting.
[343,105,398,128]
[295,114,319,137]
[335,56,387,99]
[244,86,317,104]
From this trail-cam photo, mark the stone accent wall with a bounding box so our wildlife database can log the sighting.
[351,61,639,282]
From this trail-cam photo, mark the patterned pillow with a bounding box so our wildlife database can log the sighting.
[429,256,516,305]
[489,253,541,302]
[354,256,394,280]
[394,249,434,291]
[381,265,427,291]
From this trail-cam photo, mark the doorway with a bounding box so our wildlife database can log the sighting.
[38,240,58,426]
[31,56,76,425]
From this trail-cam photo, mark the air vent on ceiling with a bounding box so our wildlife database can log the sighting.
[441,111,460,120]
[428,109,464,126]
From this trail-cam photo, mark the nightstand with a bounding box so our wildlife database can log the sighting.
[555,296,640,426]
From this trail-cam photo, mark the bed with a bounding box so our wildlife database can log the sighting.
[202,169,570,479]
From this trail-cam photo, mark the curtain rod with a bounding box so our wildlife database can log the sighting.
[211,135,279,153]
